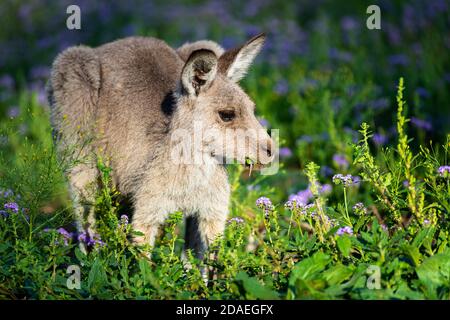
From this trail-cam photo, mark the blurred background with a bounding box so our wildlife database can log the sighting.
[0,0,449,206]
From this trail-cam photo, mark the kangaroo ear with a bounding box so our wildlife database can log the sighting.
[181,49,218,96]
[218,33,265,82]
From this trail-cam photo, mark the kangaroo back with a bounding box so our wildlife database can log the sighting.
[47,46,101,145]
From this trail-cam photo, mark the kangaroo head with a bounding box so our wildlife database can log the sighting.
[172,33,274,167]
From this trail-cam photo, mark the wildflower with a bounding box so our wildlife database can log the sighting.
[305,203,316,217]
[388,54,409,66]
[119,214,129,227]
[227,217,244,224]
[246,184,261,192]
[78,231,106,247]
[284,198,306,213]
[7,106,20,118]
[256,197,274,216]
[320,165,334,177]
[1,189,14,198]
[258,118,269,127]
[410,117,432,131]
[289,189,312,204]
[274,79,289,95]
[57,228,73,246]
[328,218,339,228]
[4,202,19,213]
[0,74,14,89]
[415,87,430,98]
[423,219,431,226]
[279,147,292,159]
[332,174,360,187]
[381,224,388,232]
[352,202,367,215]
[320,184,332,194]
[0,210,8,218]
[373,133,387,146]
[336,226,353,236]
[341,16,358,31]
[438,166,450,178]
[297,135,313,144]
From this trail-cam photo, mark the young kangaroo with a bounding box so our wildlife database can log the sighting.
[47,33,275,260]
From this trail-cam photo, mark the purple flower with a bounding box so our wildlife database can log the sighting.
[320,165,334,177]
[274,79,289,95]
[370,98,390,110]
[388,54,409,66]
[0,74,14,89]
[284,198,307,212]
[279,147,292,159]
[119,214,129,227]
[0,210,8,218]
[336,226,353,236]
[333,174,360,187]
[30,65,50,79]
[415,87,430,98]
[329,48,353,63]
[438,166,450,177]
[352,202,367,215]
[423,219,431,226]
[78,231,105,247]
[297,135,313,144]
[227,217,244,224]
[410,117,432,131]
[321,184,332,194]
[256,197,274,217]
[373,133,387,146]
[291,189,313,204]
[4,202,19,213]
[57,228,73,246]
[341,16,358,31]
[258,118,269,127]
[332,154,349,169]
[1,189,14,198]
[7,106,20,118]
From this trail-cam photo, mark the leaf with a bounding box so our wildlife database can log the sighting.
[289,252,331,282]
[88,258,107,294]
[287,252,331,299]
[235,272,279,300]
[322,264,354,285]
[416,249,450,298]
[337,236,352,257]
[401,244,422,266]
[74,246,88,266]
[412,227,434,248]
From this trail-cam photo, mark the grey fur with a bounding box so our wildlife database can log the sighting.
[47,34,273,259]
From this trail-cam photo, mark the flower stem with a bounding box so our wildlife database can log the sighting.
[343,187,351,226]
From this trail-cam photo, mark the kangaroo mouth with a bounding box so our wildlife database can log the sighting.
[244,157,265,176]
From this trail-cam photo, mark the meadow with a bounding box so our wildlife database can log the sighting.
[0,0,449,299]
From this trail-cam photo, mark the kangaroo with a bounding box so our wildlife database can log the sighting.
[47,33,275,260]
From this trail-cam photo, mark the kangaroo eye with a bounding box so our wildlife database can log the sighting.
[218,110,236,122]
